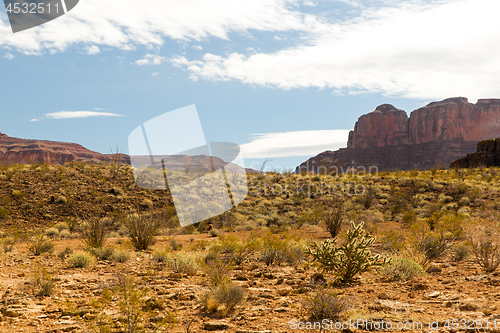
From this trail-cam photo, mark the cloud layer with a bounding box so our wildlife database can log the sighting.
[172,0,500,101]
[2,0,500,100]
[240,130,350,158]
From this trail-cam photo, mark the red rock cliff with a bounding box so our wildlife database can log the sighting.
[0,132,129,165]
[298,97,500,172]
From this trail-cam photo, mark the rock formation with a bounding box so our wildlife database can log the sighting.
[0,132,129,165]
[297,97,500,173]
[450,138,500,168]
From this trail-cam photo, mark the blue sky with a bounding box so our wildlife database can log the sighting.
[1,0,500,171]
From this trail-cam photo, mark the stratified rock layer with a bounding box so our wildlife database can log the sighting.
[298,97,500,173]
[450,138,500,168]
[0,133,127,165]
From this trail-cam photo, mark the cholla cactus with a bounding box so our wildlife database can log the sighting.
[305,221,389,282]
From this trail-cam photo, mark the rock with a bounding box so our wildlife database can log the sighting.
[458,300,480,311]
[276,288,292,296]
[425,291,442,299]
[297,97,500,172]
[377,292,390,300]
[427,265,442,273]
[3,308,22,317]
[369,300,414,312]
[412,283,429,291]
[451,137,500,168]
[204,321,233,331]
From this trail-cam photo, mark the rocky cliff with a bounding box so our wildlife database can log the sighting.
[0,132,129,165]
[450,138,500,169]
[297,97,500,173]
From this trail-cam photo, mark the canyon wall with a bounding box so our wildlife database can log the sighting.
[298,97,500,173]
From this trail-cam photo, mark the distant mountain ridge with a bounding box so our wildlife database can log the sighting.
[0,132,129,165]
[297,97,500,173]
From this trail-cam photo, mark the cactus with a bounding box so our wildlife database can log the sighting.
[305,221,389,282]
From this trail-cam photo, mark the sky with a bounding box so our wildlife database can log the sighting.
[1,0,500,172]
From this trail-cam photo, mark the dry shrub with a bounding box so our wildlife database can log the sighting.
[468,219,500,273]
[28,235,54,256]
[81,215,111,249]
[124,214,163,251]
[301,287,350,321]
[31,267,54,297]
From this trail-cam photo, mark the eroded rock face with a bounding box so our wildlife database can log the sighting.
[0,133,127,165]
[450,138,500,168]
[298,97,500,172]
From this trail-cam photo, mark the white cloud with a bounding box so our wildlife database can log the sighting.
[134,54,167,66]
[86,45,101,55]
[3,53,14,60]
[0,0,315,54]
[171,0,500,101]
[240,130,350,158]
[30,118,40,122]
[303,1,316,7]
[150,72,160,76]
[44,111,124,119]
[192,45,203,50]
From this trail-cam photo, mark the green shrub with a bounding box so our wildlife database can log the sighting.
[378,257,426,281]
[124,214,163,251]
[166,254,198,275]
[210,235,260,266]
[0,207,11,220]
[169,238,182,251]
[28,235,54,256]
[305,222,389,282]
[59,230,71,239]
[152,249,170,264]
[45,227,59,237]
[68,252,95,268]
[54,222,69,232]
[301,287,349,321]
[111,250,130,263]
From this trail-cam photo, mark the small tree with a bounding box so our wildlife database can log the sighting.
[305,222,389,282]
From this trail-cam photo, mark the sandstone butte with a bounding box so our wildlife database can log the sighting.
[297,97,500,173]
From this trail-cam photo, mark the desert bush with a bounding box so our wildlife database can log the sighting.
[45,227,59,237]
[259,233,288,266]
[361,186,376,209]
[59,230,71,239]
[204,258,231,287]
[124,214,163,251]
[54,222,69,232]
[2,236,15,252]
[31,267,55,297]
[0,207,10,220]
[283,244,305,269]
[210,236,260,266]
[322,204,344,238]
[468,220,500,273]
[166,254,198,275]
[80,216,110,249]
[202,283,245,318]
[380,230,405,252]
[152,249,170,264]
[28,235,54,256]
[451,243,470,261]
[399,246,430,272]
[94,247,114,260]
[169,238,182,251]
[111,250,130,263]
[57,246,73,260]
[378,257,426,281]
[67,252,95,268]
[305,222,389,282]
[301,287,349,321]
